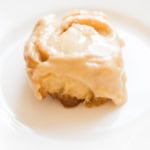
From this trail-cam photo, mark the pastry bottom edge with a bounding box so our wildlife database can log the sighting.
[49,92,111,108]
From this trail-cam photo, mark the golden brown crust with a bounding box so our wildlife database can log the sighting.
[61,14,112,35]
[50,93,84,107]
[49,92,109,107]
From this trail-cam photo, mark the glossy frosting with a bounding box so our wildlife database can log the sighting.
[24,11,126,106]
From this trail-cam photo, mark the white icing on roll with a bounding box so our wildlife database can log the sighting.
[24,10,127,106]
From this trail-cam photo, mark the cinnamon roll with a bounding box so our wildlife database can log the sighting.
[24,10,127,107]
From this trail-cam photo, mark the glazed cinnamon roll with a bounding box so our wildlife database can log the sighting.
[24,10,127,107]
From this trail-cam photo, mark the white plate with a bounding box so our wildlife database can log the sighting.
[0,0,150,150]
